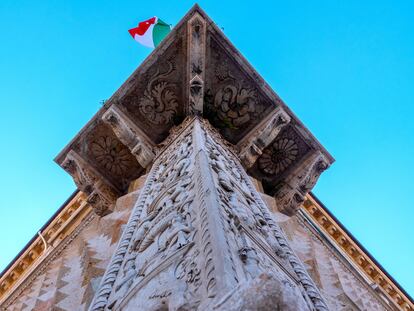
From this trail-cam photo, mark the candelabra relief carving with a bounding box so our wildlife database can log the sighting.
[88,118,329,311]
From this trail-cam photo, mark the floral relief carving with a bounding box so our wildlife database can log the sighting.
[139,61,179,125]
[90,136,132,176]
[214,84,258,128]
[175,250,201,289]
[258,138,299,175]
[205,38,269,141]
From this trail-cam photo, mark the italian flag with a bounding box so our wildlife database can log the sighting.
[128,17,171,48]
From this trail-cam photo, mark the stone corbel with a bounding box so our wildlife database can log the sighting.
[274,152,330,216]
[61,150,119,216]
[102,105,155,168]
[187,12,206,115]
[237,109,291,168]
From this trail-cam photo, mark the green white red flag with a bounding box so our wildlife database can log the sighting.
[128,17,171,48]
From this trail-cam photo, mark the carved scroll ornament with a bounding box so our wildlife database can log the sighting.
[274,153,330,216]
[214,84,259,128]
[139,61,179,125]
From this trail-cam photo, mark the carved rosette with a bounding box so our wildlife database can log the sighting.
[259,138,299,175]
[90,136,132,176]
[238,109,291,168]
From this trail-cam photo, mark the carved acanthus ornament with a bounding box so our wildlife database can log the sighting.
[61,150,119,216]
[237,109,291,168]
[274,152,330,216]
[214,82,260,128]
[102,105,155,168]
[139,61,179,125]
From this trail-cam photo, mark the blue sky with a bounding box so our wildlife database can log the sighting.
[0,0,413,298]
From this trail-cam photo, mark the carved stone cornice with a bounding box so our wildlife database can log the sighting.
[237,108,291,168]
[302,195,414,311]
[0,192,91,304]
[62,150,119,216]
[102,105,155,168]
[274,152,330,216]
[187,12,206,115]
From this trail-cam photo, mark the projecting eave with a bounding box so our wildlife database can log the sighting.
[54,4,333,216]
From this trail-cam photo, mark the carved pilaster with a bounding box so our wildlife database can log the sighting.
[61,150,119,216]
[102,105,155,168]
[187,13,206,115]
[237,108,291,168]
[88,118,329,311]
[274,152,330,216]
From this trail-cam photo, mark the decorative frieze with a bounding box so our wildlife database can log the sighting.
[0,192,90,304]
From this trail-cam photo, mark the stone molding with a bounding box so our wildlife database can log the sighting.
[303,195,414,311]
[0,192,91,304]
[295,211,394,311]
[53,4,333,220]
